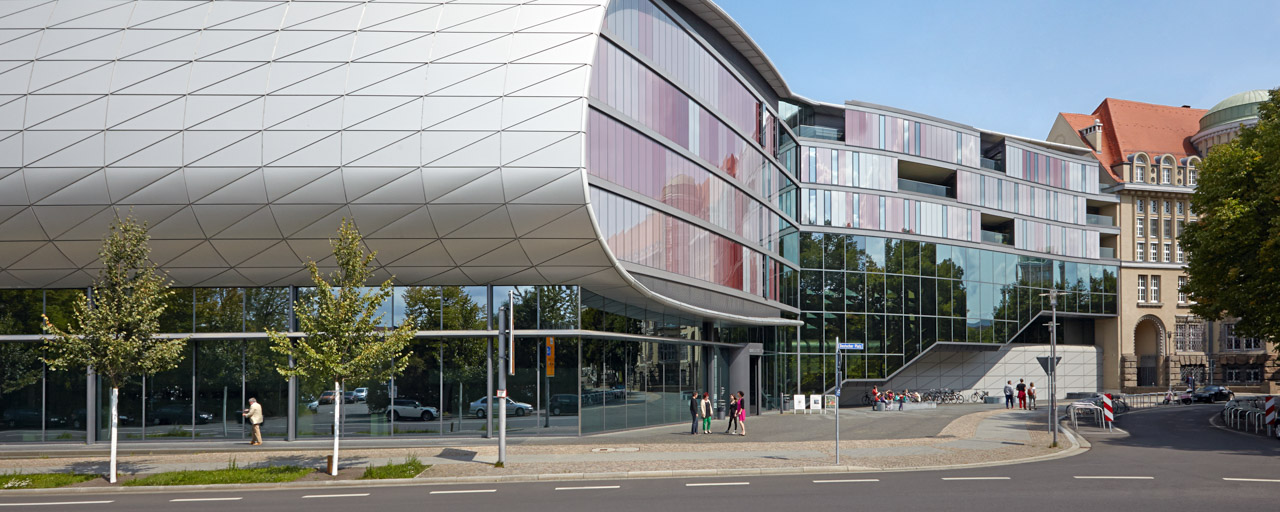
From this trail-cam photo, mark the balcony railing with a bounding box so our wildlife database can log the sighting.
[980,230,1011,246]
[897,178,951,198]
[981,157,1004,172]
[1086,213,1115,227]
[796,125,843,141]
[1100,247,1115,259]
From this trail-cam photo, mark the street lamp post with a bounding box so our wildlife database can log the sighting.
[1039,289,1072,448]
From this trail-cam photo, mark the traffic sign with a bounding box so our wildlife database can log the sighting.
[1037,356,1061,375]
[837,342,864,351]
[496,389,507,398]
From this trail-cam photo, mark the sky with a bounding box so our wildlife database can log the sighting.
[721,0,1280,139]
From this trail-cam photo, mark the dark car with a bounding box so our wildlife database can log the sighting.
[1191,385,1233,403]
[549,394,578,416]
[2,407,42,428]
[150,404,214,425]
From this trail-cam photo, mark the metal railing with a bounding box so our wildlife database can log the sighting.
[980,230,1012,245]
[897,178,951,198]
[1086,213,1115,227]
[797,125,843,141]
[1222,398,1277,438]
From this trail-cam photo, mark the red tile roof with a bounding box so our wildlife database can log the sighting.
[1058,98,1206,183]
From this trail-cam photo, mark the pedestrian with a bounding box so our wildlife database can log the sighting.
[897,390,906,411]
[242,397,263,445]
[700,392,713,434]
[1027,382,1037,410]
[689,391,700,435]
[1016,378,1027,409]
[1003,380,1014,409]
[736,391,747,436]
[725,393,740,434]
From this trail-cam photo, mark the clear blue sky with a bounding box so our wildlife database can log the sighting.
[723,0,1280,139]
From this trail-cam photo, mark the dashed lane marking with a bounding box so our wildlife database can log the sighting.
[555,486,621,491]
[171,497,244,502]
[430,489,497,494]
[301,493,370,498]
[941,477,1010,481]
[813,479,879,484]
[0,501,114,507]
[685,482,749,487]
[1073,476,1154,480]
[1223,478,1280,483]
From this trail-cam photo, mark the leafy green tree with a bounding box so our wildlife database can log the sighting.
[1181,88,1280,351]
[41,215,188,483]
[267,219,416,475]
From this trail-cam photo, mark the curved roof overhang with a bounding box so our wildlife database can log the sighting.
[669,0,791,99]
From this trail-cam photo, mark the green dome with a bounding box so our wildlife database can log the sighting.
[1199,89,1268,131]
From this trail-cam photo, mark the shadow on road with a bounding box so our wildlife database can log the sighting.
[1099,405,1280,457]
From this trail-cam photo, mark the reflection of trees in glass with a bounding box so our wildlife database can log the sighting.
[538,286,578,329]
[0,342,40,393]
[246,288,290,332]
[194,288,243,332]
[44,289,84,332]
[0,290,43,335]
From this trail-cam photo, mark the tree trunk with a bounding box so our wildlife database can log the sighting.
[331,380,340,476]
[109,386,118,484]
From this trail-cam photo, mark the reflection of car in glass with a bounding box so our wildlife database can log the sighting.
[549,394,578,416]
[343,391,357,403]
[47,409,87,429]
[307,400,319,412]
[353,388,368,402]
[387,399,438,421]
[1191,385,1233,403]
[319,391,337,405]
[468,397,532,418]
[150,404,214,425]
[2,407,42,428]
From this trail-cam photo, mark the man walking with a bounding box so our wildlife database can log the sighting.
[242,397,263,445]
[689,391,700,435]
[1003,381,1015,409]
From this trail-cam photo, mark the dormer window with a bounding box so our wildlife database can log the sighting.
[1161,156,1173,184]
[1134,155,1146,182]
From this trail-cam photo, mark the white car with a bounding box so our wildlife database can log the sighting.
[353,387,368,402]
[387,399,438,421]
[469,397,533,418]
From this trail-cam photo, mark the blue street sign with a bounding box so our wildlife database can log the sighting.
[835,389,841,397]
[837,343,864,351]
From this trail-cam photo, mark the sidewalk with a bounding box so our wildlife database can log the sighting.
[1,406,1070,479]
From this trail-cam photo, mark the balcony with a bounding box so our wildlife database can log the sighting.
[981,157,1004,172]
[1086,213,1114,227]
[796,125,843,141]
[897,178,952,199]
[1100,247,1115,259]
[980,230,1012,246]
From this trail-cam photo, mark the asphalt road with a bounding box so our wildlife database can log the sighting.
[2,405,1277,510]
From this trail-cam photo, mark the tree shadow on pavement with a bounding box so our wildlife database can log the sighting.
[1095,405,1280,458]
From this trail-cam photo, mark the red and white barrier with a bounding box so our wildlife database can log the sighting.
[1101,393,1114,431]
[1266,396,1276,437]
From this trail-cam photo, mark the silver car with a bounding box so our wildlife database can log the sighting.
[388,399,438,421]
[468,397,533,418]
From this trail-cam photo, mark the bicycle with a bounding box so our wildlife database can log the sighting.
[971,390,990,403]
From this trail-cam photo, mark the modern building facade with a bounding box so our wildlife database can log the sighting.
[1049,91,1278,393]
[1,0,1116,444]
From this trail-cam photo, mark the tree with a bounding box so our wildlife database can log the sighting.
[1181,88,1280,352]
[41,215,188,483]
[267,219,416,475]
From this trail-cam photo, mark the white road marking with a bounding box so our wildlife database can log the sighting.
[685,482,749,487]
[941,477,1010,480]
[1073,476,1154,480]
[813,479,879,484]
[430,489,497,494]
[0,501,114,507]
[555,485,620,491]
[1223,478,1280,483]
[171,497,244,502]
[301,493,370,498]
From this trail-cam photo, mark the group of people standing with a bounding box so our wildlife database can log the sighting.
[871,386,920,410]
[1002,379,1037,410]
[690,391,748,436]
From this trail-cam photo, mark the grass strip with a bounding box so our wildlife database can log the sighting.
[360,455,427,480]
[0,473,97,489]
[123,466,310,487]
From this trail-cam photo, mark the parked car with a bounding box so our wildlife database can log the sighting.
[306,400,319,412]
[1191,385,1233,403]
[353,388,368,402]
[1,407,42,428]
[343,391,357,404]
[468,397,533,418]
[549,394,578,416]
[150,404,214,425]
[318,390,355,405]
[387,399,438,421]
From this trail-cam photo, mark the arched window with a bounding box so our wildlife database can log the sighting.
[1161,156,1173,184]
[1134,155,1146,183]
[1186,158,1199,187]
